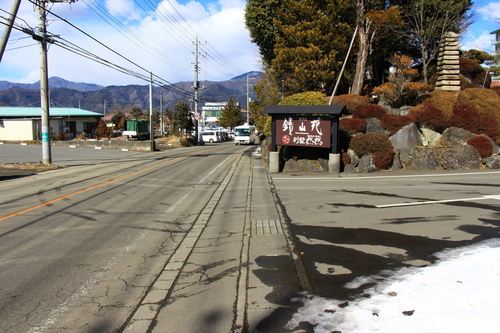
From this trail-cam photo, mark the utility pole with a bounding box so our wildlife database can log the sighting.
[36,0,76,165]
[103,99,107,116]
[159,90,163,137]
[0,0,21,62]
[38,0,51,164]
[246,74,250,124]
[193,36,206,142]
[149,72,154,151]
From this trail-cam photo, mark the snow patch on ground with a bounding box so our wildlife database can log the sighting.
[286,238,500,332]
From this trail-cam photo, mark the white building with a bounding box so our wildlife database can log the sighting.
[0,107,102,141]
[201,101,241,128]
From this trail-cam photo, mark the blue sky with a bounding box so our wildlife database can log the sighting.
[0,0,260,85]
[0,0,499,86]
[461,0,500,52]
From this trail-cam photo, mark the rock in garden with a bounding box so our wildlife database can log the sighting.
[439,145,481,169]
[440,127,475,146]
[405,147,440,170]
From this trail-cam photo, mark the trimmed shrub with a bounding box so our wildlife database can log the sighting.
[451,103,499,140]
[457,88,500,135]
[373,149,395,169]
[279,91,328,106]
[342,152,351,165]
[407,100,448,133]
[349,133,394,157]
[332,94,370,114]
[460,58,490,89]
[352,103,387,119]
[467,136,493,158]
[380,114,412,135]
[340,117,366,135]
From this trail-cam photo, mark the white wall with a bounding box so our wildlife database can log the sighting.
[0,119,36,140]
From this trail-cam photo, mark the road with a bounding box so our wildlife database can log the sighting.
[271,169,500,301]
[1,143,500,332]
[0,143,304,333]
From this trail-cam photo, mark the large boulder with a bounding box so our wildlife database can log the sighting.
[389,123,422,163]
[486,156,500,169]
[420,127,441,147]
[439,145,481,169]
[440,127,475,146]
[365,118,386,134]
[357,153,379,173]
[405,147,440,170]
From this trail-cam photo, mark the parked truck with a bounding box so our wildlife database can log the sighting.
[234,124,257,145]
[123,119,149,140]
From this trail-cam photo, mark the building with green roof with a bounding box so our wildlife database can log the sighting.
[0,107,102,141]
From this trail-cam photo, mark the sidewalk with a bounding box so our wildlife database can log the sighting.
[245,153,311,332]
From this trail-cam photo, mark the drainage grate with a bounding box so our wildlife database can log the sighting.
[251,219,283,236]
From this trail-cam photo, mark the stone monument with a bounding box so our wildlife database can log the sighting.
[435,32,461,91]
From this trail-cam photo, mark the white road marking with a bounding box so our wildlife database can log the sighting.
[376,195,500,208]
[272,170,500,181]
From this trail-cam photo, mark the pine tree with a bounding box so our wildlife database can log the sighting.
[173,101,194,137]
[217,97,243,129]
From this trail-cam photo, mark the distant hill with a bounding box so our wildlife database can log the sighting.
[0,72,262,113]
[0,76,103,92]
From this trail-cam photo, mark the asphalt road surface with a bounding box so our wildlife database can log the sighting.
[2,143,500,333]
[1,142,288,333]
[270,169,500,300]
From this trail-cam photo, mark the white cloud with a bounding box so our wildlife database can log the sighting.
[460,30,495,52]
[105,0,142,21]
[0,0,260,86]
[479,1,500,21]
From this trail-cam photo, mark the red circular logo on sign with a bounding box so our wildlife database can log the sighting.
[282,135,290,144]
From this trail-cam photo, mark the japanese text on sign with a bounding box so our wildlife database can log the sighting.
[276,116,331,148]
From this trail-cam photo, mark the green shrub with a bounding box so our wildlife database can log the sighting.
[380,114,412,135]
[407,100,449,133]
[340,117,366,135]
[349,133,394,157]
[467,136,493,158]
[451,104,499,140]
[352,103,387,119]
[279,91,328,106]
[332,94,370,114]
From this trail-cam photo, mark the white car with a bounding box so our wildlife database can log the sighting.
[200,131,220,143]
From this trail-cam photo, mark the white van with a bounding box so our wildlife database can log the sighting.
[200,131,220,143]
[234,124,257,145]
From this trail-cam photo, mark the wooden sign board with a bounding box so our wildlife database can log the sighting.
[275,116,331,148]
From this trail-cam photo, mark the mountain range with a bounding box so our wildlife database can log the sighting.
[0,72,262,114]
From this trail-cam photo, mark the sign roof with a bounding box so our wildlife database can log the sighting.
[263,105,347,115]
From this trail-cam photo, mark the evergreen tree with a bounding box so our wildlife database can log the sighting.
[217,97,243,129]
[173,101,194,137]
[111,110,125,127]
[129,107,143,119]
[250,68,282,136]
[245,0,282,66]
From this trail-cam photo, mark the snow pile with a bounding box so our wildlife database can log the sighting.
[286,238,500,332]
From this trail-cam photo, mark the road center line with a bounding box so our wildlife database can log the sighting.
[0,147,219,221]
